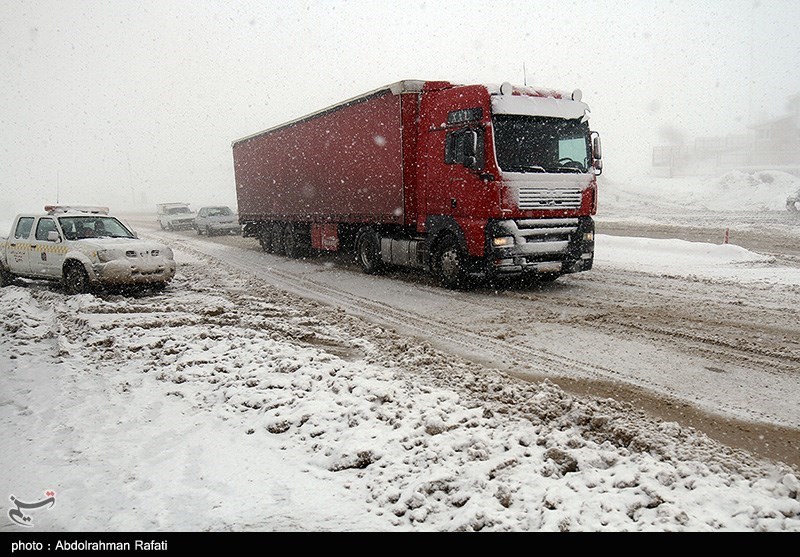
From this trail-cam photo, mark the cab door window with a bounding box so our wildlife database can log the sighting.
[35,218,59,241]
[445,127,485,170]
[14,217,34,239]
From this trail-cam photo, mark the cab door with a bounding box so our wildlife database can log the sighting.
[29,217,65,278]
[419,88,488,221]
[6,217,35,275]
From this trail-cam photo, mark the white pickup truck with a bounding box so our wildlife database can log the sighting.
[0,206,176,294]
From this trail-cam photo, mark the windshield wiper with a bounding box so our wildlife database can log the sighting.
[551,166,583,173]
[503,165,546,173]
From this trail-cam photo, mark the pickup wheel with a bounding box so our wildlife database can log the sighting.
[355,228,384,274]
[63,263,91,295]
[0,268,13,287]
[432,234,468,290]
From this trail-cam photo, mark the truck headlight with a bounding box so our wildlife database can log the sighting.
[492,236,514,247]
[583,232,594,242]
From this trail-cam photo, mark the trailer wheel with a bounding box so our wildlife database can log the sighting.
[271,222,285,255]
[283,223,301,258]
[433,234,468,289]
[355,228,384,274]
[258,226,273,252]
[63,263,91,295]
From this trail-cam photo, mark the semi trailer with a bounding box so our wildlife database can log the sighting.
[232,79,602,288]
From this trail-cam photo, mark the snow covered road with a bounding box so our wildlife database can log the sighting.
[135,220,800,470]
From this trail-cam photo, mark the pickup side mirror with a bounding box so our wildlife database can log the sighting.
[47,231,61,242]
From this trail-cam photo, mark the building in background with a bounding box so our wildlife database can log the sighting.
[653,93,800,177]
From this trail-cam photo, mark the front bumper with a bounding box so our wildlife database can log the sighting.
[92,259,177,285]
[168,219,195,230]
[487,217,594,275]
[208,223,242,234]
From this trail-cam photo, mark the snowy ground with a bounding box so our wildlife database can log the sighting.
[1,170,800,532]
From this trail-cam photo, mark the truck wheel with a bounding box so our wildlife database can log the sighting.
[433,235,468,289]
[63,263,91,295]
[356,228,384,274]
[283,223,301,258]
[788,198,799,212]
[258,226,273,252]
[271,222,285,255]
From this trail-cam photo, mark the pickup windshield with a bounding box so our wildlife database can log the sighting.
[166,207,191,215]
[493,115,591,173]
[58,216,135,240]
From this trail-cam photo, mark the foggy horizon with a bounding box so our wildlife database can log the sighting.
[2,0,799,220]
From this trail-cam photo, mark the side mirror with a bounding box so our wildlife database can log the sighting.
[591,132,602,160]
[462,129,483,170]
[591,131,603,175]
[47,231,61,242]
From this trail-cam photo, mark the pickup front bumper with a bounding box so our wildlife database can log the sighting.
[91,258,176,285]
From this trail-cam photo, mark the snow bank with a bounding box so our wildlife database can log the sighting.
[1,248,798,532]
[601,170,800,213]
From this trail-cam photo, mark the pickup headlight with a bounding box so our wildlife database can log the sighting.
[96,249,121,262]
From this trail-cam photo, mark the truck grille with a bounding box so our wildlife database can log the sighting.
[517,186,582,210]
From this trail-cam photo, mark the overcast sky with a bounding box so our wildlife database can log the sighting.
[1,0,798,219]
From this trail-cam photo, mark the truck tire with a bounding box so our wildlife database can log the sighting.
[258,226,273,253]
[63,263,91,295]
[432,234,468,289]
[283,223,301,258]
[355,228,384,274]
[788,198,799,212]
[271,222,285,255]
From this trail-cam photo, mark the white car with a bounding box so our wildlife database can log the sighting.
[193,206,241,236]
[0,206,176,294]
[157,203,196,231]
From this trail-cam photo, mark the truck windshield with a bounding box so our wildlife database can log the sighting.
[59,216,135,240]
[493,115,591,173]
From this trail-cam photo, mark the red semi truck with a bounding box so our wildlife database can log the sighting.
[232,79,601,288]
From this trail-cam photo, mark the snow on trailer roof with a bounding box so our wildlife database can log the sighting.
[231,80,427,146]
[231,79,590,146]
